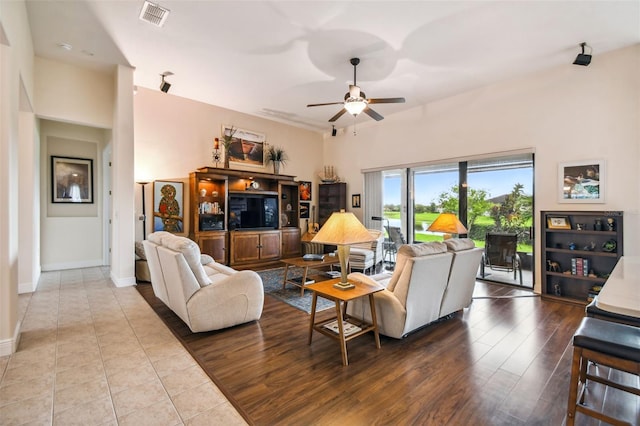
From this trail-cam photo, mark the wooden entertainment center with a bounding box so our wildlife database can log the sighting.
[189,167,301,267]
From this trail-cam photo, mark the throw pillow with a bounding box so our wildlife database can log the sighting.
[444,238,475,252]
[200,254,214,265]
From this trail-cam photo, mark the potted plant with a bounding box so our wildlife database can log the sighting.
[266,145,288,175]
[220,126,237,168]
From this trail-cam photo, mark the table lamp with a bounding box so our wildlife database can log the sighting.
[427,213,467,240]
[312,210,374,290]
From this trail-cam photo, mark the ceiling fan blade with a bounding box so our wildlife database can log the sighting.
[363,107,384,121]
[367,97,406,104]
[307,101,344,107]
[329,108,347,122]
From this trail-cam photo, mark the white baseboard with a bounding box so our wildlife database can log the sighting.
[41,259,103,272]
[0,320,21,357]
[18,280,35,294]
[110,271,136,287]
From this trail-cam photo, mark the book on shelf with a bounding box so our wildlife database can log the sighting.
[290,276,315,285]
[323,320,362,337]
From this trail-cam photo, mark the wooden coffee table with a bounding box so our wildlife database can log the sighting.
[281,256,341,296]
[307,278,384,366]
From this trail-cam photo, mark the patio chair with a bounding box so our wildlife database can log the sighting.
[386,226,407,266]
[480,232,523,285]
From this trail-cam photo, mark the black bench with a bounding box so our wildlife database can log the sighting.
[567,317,640,425]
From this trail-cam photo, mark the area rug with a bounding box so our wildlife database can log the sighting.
[257,267,333,313]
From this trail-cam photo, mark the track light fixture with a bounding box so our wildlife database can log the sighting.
[573,42,592,66]
[159,71,173,93]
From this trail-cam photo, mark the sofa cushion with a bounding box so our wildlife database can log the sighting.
[135,241,147,260]
[162,235,212,287]
[444,238,475,252]
[387,242,447,292]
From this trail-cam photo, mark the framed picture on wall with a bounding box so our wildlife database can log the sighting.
[222,125,266,168]
[558,160,605,203]
[352,194,361,208]
[51,156,94,203]
[299,181,312,201]
[300,202,310,219]
[153,181,184,233]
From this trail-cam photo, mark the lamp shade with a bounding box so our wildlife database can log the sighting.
[311,211,373,245]
[427,213,468,234]
[312,211,373,289]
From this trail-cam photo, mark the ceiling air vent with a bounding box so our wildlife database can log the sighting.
[139,1,170,27]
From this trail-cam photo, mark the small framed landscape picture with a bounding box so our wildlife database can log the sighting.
[222,125,266,168]
[558,160,605,203]
[547,216,571,230]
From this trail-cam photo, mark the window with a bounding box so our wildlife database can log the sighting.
[368,151,534,287]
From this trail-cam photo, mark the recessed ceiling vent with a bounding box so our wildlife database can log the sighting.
[139,1,170,27]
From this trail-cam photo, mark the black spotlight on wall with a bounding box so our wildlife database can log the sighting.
[331,125,337,137]
[159,71,173,93]
[573,42,592,66]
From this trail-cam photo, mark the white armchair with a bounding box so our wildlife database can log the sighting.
[349,229,385,274]
[143,232,264,333]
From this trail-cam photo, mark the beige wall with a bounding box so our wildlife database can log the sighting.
[34,57,114,128]
[133,88,324,239]
[326,44,640,292]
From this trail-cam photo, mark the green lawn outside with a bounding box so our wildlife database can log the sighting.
[384,212,532,252]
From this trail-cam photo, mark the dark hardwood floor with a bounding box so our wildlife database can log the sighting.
[137,280,639,425]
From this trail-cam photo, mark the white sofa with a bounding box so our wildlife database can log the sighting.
[143,231,264,333]
[346,238,483,338]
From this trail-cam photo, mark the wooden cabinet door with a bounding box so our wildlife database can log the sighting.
[259,231,281,260]
[199,232,227,264]
[281,228,301,258]
[231,232,261,264]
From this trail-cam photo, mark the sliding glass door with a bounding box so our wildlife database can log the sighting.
[467,154,534,287]
[373,152,534,288]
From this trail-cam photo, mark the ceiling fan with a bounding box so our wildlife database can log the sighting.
[307,57,406,122]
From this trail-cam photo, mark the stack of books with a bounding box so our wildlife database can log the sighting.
[570,257,590,276]
[323,320,362,337]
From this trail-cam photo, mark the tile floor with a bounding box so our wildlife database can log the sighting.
[0,267,247,426]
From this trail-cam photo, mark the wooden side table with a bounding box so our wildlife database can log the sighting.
[307,278,384,366]
[281,256,340,296]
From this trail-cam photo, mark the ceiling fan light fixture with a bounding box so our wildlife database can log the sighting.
[344,98,367,116]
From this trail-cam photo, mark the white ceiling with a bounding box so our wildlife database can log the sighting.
[25,0,640,133]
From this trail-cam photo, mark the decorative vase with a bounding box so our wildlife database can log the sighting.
[224,150,230,169]
[273,162,280,175]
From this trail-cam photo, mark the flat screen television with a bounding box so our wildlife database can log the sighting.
[229,193,279,230]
